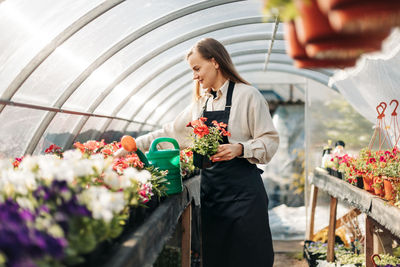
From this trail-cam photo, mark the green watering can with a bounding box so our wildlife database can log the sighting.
[146,137,183,195]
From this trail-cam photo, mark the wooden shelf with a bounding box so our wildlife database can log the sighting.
[313,167,400,238]
[311,168,400,266]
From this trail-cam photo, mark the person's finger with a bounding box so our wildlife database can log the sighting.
[212,147,232,161]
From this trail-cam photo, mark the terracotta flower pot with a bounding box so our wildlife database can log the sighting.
[294,0,391,60]
[326,0,400,34]
[284,21,357,68]
[383,177,399,201]
[372,176,384,197]
[294,0,337,44]
[316,0,360,14]
[294,58,356,68]
[305,30,390,59]
[284,21,308,59]
[363,173,373,192]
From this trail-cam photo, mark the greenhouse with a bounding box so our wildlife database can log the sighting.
[1,0,400,266]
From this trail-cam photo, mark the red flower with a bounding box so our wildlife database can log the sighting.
[369,157,376,163]
[379,156,386,162]
[12,157,23,168]
[186,118,206,128]
[212,120,227,130]
[221,128,231,137]
[74,142,85,152]
[194,125,210,138]
[45,144,62,154]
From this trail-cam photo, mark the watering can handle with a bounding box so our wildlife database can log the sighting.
[150,137,180,152]
[136,148,150,167]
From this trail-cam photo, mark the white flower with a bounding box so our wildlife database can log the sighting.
[136,170,152,184]
[36,155,59,180]
[123,167,140,179]
[78,187,125,222]
[19,156,38,172]
[72,159,95,177]
[0,169,37,196]
[124,167,151,184]
[0,159,13,171]
[16,197,35,211]
[63,149,83,161]
[53,160,75,183]
[103,168,131,190]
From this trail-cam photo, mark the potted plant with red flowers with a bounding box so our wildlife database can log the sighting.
[186,117,231,169]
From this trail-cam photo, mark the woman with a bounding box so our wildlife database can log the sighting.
[135,38,279,267]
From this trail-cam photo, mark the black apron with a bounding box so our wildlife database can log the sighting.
[200,81,274,267]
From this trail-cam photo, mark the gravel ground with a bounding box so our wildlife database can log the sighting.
[274,252,309,267]
[273,240,309,267]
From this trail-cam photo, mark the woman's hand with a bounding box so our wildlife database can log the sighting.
[210,143,243,162]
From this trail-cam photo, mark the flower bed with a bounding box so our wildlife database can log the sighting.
[0,140,169,266]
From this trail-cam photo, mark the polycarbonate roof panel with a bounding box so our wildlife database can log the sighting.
[0,106,45,158]
[106,29,278,121]
[0,0,107,98]
[63,2,272,113]
[75,117,109,143]
[10,0,204,105]
[109,32,280,117]
[126,122,142,136]
[32,113,82,154]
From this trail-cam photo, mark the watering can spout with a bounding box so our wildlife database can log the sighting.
[114,135,136,157]
[114,135,149,166]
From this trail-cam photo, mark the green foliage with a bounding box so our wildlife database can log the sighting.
[147,166,168,200]
[263,0,298,21]
[290,149,305,194]
[311,98,373,151]
[373,254,400,266]
[192,126,222,157]
[0,252,6,267]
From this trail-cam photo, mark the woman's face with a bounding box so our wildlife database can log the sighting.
[187,49,219,90]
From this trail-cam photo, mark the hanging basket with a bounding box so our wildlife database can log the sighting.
[305,30,390,59]
[284,20,357,68]
[293,0,390,60]
[294,57,356,68]
[321,0,400,34]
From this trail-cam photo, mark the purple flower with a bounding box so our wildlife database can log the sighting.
[0,200,67,266]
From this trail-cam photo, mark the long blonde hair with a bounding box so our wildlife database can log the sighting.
[186,38,249,100]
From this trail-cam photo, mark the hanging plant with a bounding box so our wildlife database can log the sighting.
[284,20,357,68]
[263,0,395,69]
[294,0,390,60]
[316,0,400,34]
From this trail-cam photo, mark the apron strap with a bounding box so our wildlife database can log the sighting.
[225,80,235,112]
[202,81,235,114]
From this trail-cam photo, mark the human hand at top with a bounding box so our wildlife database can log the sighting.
[210,143,243,162]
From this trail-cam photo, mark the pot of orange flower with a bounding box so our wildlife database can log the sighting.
[186,117,231,169]
[355,148,374,192]
[382,161,399,201]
